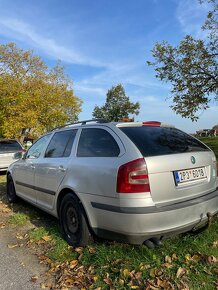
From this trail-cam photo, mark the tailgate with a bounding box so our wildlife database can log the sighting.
[0,153,15,168]
[146,151,217,205]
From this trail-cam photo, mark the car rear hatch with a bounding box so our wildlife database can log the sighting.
[119,124,217,206]
[0,140,24,169]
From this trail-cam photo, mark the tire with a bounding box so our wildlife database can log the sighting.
[7,174,18,203]
[59,193,92,247]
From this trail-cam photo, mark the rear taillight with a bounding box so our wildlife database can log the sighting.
[117,158,150,193]
[17,149,26,153]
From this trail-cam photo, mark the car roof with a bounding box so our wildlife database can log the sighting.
[51,119,175,133]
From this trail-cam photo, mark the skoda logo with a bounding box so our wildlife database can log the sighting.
[191,156,196,164]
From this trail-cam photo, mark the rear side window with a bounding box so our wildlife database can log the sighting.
[77,128,120,157]
[0,140,22,153]
[120,126,209,157]
[45,130,77,158]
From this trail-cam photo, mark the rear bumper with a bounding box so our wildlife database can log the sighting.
[91,189,218,244]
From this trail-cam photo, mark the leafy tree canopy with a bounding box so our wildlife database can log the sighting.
[212,124,218,130]
[0,43,82,139]
[147,0,218,121]
[92,84,140,121]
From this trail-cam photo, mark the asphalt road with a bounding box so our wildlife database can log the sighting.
[0,227,46,290]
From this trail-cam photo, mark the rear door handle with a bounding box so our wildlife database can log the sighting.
[59,165,66,172]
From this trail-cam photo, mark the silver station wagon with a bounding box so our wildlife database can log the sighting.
[7,120,218,247]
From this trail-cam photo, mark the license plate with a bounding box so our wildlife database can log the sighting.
[174,167,207,184]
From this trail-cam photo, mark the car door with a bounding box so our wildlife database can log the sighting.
[73,127,124,197]
[35,129,78,210]
[13,134,51,204]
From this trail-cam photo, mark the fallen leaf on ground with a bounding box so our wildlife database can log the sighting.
[212,240,218,248]
[0,222,6,228]
[208,256,217,264]
[7,244,18,249]
[31,275,38,282]
[176,267,187,278]
[165,255,172,263]
[16,233,24,240]
[88,246,96,254]
[69,259,78,269]
[42,235,51,242]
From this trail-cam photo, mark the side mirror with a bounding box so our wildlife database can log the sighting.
[13,150,26,160]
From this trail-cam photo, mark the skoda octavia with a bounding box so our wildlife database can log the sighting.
[7,120,218,247]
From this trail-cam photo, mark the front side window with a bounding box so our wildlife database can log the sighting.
[45,130,77,158]
[26,135,51,159]
[77,128,120,157]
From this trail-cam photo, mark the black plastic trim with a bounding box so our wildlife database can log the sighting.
[16,181,56,196]
[91,189,218,214]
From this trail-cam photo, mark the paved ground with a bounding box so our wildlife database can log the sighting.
[0,227,46,290]
[0,177,47,290]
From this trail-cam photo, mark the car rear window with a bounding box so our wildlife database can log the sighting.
[0,140,22,153]
[120,126,209,157]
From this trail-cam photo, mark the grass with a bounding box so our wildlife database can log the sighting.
[197,136,218,159]
[0,137,218,289]
[8,212,29,226]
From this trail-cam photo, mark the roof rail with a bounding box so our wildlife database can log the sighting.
[51,119,108,131]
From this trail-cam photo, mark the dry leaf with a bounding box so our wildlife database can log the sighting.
[165,255,172,263]
[176,267,187,278]
[2,208,11,213]
[75,247,83,253]
[103,273,112,285]
[0,222,6,228]
[88,246,96,254]
[69,259,78,269]
[123,268,130,277]
[208,256,217,264]
[42,235,51,242]
[111,268,120,273]
[31,275,38,282]
[162,263,173,269]
[212,240,218,248]
[7,244,18,249]
[16,233,24,240]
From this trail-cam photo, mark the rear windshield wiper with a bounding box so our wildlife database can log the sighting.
[182,146,209,152]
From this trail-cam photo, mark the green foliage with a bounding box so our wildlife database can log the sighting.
[28,227,49,241]
[147,0,218,121]
[0,43,82,139]
[212,124,218,130]
[92,84,140,121]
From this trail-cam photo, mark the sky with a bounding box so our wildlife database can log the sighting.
[0,0,217,133]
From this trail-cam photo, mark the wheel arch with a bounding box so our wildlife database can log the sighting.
[56,188,93,231]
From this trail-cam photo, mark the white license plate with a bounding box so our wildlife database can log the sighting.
[174,167,207,184]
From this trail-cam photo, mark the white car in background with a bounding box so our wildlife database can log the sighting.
[0,139,25,172]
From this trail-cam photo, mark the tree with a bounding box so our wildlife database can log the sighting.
[147,0,218,121]
[0,43,82,139]
[212,124,218,130]
[92,84,140,121]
